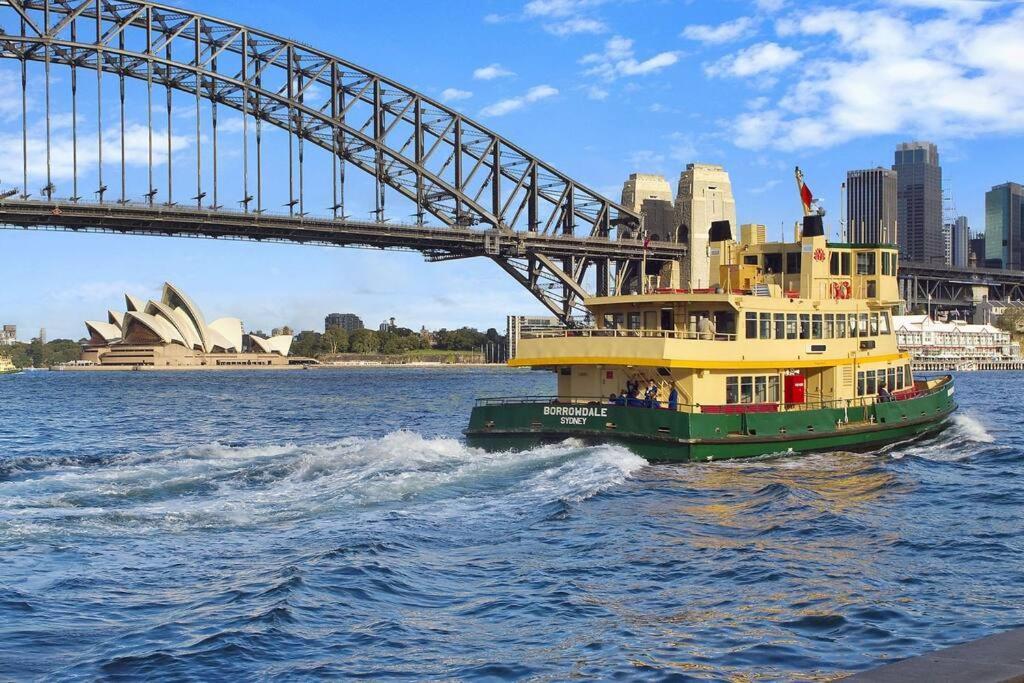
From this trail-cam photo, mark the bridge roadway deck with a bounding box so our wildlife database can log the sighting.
[0,200,687,262]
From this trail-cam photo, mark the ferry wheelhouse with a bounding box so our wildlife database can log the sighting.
[466,215,956,462]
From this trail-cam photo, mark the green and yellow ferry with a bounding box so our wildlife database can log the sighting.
[0,355,18,375]
[466,216,956,462]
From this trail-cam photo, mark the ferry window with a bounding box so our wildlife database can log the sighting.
[905,365,913,387]
[745,313,758,340]
[740,377,753,404]
[867,280,877,298]
[859,313,869,337]
[849,313,859,337]
[627,312,641,330]
[660,308,674,331]
[759,313,772,339]
[716,311,736,336]
[866,370,877,395]
[812,314,823,339]
[744,255,759,265]
[895,368,904,390]
[764,252,783,274]
[603,314,617,329]
[786,314,798,340]
[754,377,767,403]
[841,252,851,275]
[786,252,801,274]
[857,252,876,275]
[614,313,625,329]
[726,377,739,404]
[837,315,847,338]
[799,314,811,340]
[869,313,880,336]
[857,372,865,396]
[880,312,891,334]
[887,368,897,390]
[882,253,892,275]
[825,314,835,339]
[768,376,780,402]
[829,252,840,275]
[774,313,785,339]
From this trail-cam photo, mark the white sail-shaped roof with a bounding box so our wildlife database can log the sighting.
[125,294,145,312]
[146,300,202,350]
[208,318,243,353]
[250,334,292,356]
[85,320,122,344]
[122,311,185,346]
[161,282,210,352]
[107,310,125,330]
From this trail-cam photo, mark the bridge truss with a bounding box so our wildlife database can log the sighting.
[0,0,681,320]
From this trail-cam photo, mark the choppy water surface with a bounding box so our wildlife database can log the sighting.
[0,368,1021,680]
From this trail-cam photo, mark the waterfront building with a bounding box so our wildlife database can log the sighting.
[82,282,294,368]
[894,314,1022,370]
[893,142,943,263]
[974,299,1024,331]
[506,315,563,360]
[325,312,364,333]
[674,163,737,289]
[950,216,970,268]
[985,182,1024,270]
[0,324,15,346]
[620,173,672,214]
[846,167,898,245]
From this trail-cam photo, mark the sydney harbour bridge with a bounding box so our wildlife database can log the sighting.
[0,0,1019,320]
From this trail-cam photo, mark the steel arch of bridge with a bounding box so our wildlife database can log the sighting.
[0,0,662,320]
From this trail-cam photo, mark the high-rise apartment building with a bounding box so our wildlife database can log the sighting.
[674,163,736,289]
[985,182,1024,270]
[506,315,563,359]
[324,313,364,333]
[846,167,898,245]
[950,216,970,268]
[0,324,16,346]
[893,141,944,262]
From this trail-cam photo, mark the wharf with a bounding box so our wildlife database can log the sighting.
[847,627,1024,682]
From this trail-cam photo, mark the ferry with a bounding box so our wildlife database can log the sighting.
[466,212,956,462]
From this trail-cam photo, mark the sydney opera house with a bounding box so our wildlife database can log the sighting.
[82,282,294,368]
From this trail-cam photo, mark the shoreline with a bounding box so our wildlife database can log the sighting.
[49,361,517,372]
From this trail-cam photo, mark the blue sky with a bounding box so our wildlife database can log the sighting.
[1,0,1022,340]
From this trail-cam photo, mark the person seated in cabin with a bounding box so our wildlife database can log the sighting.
[668,386,679,411]
[877,382,893,403]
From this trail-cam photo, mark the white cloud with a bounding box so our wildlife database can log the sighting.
[440,88,473,102]
[755,0,786,12]
[585,85,609,100]
[885,0,1000,19]
[730,5,1024,150]
[706,42,801,78]
[682,17,757,44]
[524,0,604,17]
[480,85,559,117]
[582,36,680,81]
[545,17,608,35]
[483,13,511,23]
[473,63,516,80]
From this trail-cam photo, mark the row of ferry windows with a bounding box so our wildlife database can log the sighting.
[725,375,781,405]
[828,251,897,277]
[857,366,913,396]
[750,250,896,276]
[744,311,891,340]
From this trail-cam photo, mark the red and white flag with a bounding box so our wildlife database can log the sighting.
[799,179,813,214]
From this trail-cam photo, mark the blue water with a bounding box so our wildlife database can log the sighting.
[0,368,1020,680]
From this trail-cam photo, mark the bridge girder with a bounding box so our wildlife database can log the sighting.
[0,0,648,319]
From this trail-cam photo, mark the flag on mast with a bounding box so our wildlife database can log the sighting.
[795,166,814,217]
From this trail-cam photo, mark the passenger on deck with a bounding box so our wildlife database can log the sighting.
[645,381,659,408]
[877,382,893,403]
[668,387,679,411]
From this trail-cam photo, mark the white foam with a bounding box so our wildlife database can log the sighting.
[0,432,648,537]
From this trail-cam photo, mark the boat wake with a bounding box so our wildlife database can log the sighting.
[886,412,998,462]
[0,432,647,538]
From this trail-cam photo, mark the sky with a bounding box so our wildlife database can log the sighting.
[1,0,1023,340]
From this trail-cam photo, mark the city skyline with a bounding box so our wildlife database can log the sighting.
[1,0,1023,338]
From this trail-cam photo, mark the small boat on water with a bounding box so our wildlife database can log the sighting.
[466,207,956,462]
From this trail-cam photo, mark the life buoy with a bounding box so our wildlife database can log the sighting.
[839,281,851,299]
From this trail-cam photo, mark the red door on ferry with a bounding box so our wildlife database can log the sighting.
[784,373,805,404]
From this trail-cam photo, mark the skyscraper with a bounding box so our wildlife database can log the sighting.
[674,164,736,289]
[893,141,943,263]
[846,167,897,245]
[324,313,364,333]
[985,182,1024,270]
[950,216,970,268]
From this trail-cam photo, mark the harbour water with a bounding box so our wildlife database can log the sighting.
[0,369,1021,680]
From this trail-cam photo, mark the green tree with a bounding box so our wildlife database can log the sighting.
[322,327,349,354]
[43,340,82,366]
[348,328,380,354]
[290,331,324,358]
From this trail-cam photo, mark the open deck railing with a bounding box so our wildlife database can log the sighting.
[521,328,738,342]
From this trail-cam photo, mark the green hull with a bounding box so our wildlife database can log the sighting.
[466,379,957,462]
